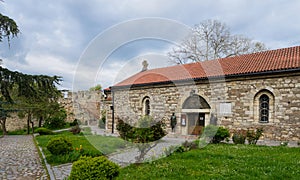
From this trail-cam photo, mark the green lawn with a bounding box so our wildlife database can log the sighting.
[35,130,128,165]
[117,144,300,180]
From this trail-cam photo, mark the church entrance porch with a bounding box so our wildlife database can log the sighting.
[181,93,211,136]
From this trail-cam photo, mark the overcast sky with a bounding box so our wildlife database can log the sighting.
[1,0,300,91]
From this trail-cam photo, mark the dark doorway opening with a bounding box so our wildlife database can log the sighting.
[188,113,205,135]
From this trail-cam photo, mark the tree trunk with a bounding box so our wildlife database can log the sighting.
[38,116,43,127]
[27,112,31,134]
[0,117,7,136]
[31,120,34,134]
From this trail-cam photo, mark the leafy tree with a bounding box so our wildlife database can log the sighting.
[0,13,19,46]
[0,97,18,135]
[0,13,62,136]
[43,105,67,129]
[11,82,63,134]
[117,116,166,163]
[168,19,267,64]
[89,84,102,91]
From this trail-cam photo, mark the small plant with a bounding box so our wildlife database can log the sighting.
[183,140,198,151]
[203,125,230,144]
[46,137,72,155]
[232,133,246,144]
[73,145,83,152]
[214,126,230,143]
[35,127,54,135]
[174,140,198,153]
[246,128,263,145]
[174,146,185,153]
[69,156,119,180]
[70,119,79,126]
[163,145,178,157]
[70,125,81,135]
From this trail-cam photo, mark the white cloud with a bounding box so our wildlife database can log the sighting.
[1,0,300,91]
[3,51,76,90]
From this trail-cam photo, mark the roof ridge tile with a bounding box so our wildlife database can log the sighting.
[113,46,300,87]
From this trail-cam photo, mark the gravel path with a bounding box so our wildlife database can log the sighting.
[107,137,187,167]
[0,135,48,180]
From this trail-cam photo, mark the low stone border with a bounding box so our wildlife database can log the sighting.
[33,133,56,180]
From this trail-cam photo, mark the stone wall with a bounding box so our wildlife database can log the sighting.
[111,73,300,141]
[5,114,38,132]
[59,91,102,126]
[4,90,102,132]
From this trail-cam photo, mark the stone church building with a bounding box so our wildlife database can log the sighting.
[104,46,300,141]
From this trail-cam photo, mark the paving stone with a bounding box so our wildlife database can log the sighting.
[0,135,48,180]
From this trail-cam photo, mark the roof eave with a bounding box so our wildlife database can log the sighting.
[111,68,300,90]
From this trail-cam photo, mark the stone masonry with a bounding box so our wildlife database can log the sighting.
[59,90,102,126]
[4,90,102,132]
[109,72,300,141]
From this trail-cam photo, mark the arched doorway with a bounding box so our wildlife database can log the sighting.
[181,94,211,135]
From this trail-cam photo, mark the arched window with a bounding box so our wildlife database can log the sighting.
[145,99,150,115]
[254,89,274,123]
[142,96,150,116]
[259,94,269,123]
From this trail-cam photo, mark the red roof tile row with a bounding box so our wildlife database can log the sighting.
[113,46,300,87]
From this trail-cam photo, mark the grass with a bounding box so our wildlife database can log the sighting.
[36,131,101,165]
[117,144,300,180]
[0,127,38,135]
[35,129,129,166]
[84,135,129,155]
[0,123,72,135]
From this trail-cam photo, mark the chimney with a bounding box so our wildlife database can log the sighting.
[141,60,148,71]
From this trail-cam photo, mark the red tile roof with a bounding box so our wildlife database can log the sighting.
[113,46,300,87]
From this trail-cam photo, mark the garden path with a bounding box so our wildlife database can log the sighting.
[0,135,48,180]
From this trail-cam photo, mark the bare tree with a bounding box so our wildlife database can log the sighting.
[168,19,267,64]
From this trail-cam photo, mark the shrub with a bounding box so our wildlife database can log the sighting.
[99,119,106,129]
[44,109,67,129]
[70,119,79,126]
[117,116,166,162]
[213,126,230,143]
[35,127,54,135]
[70,125,81,135]
[246,128,263,145]
[69,156,119,180]
[99,110,106,129]
[232,133,246,144]
[117,116,166,143]
[174,140,199,154]
[203,125,230,144]
[46,137,72,155]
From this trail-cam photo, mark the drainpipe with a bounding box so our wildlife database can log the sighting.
[111,90,115,134]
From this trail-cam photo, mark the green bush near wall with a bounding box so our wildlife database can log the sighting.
[69,156,119,180]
